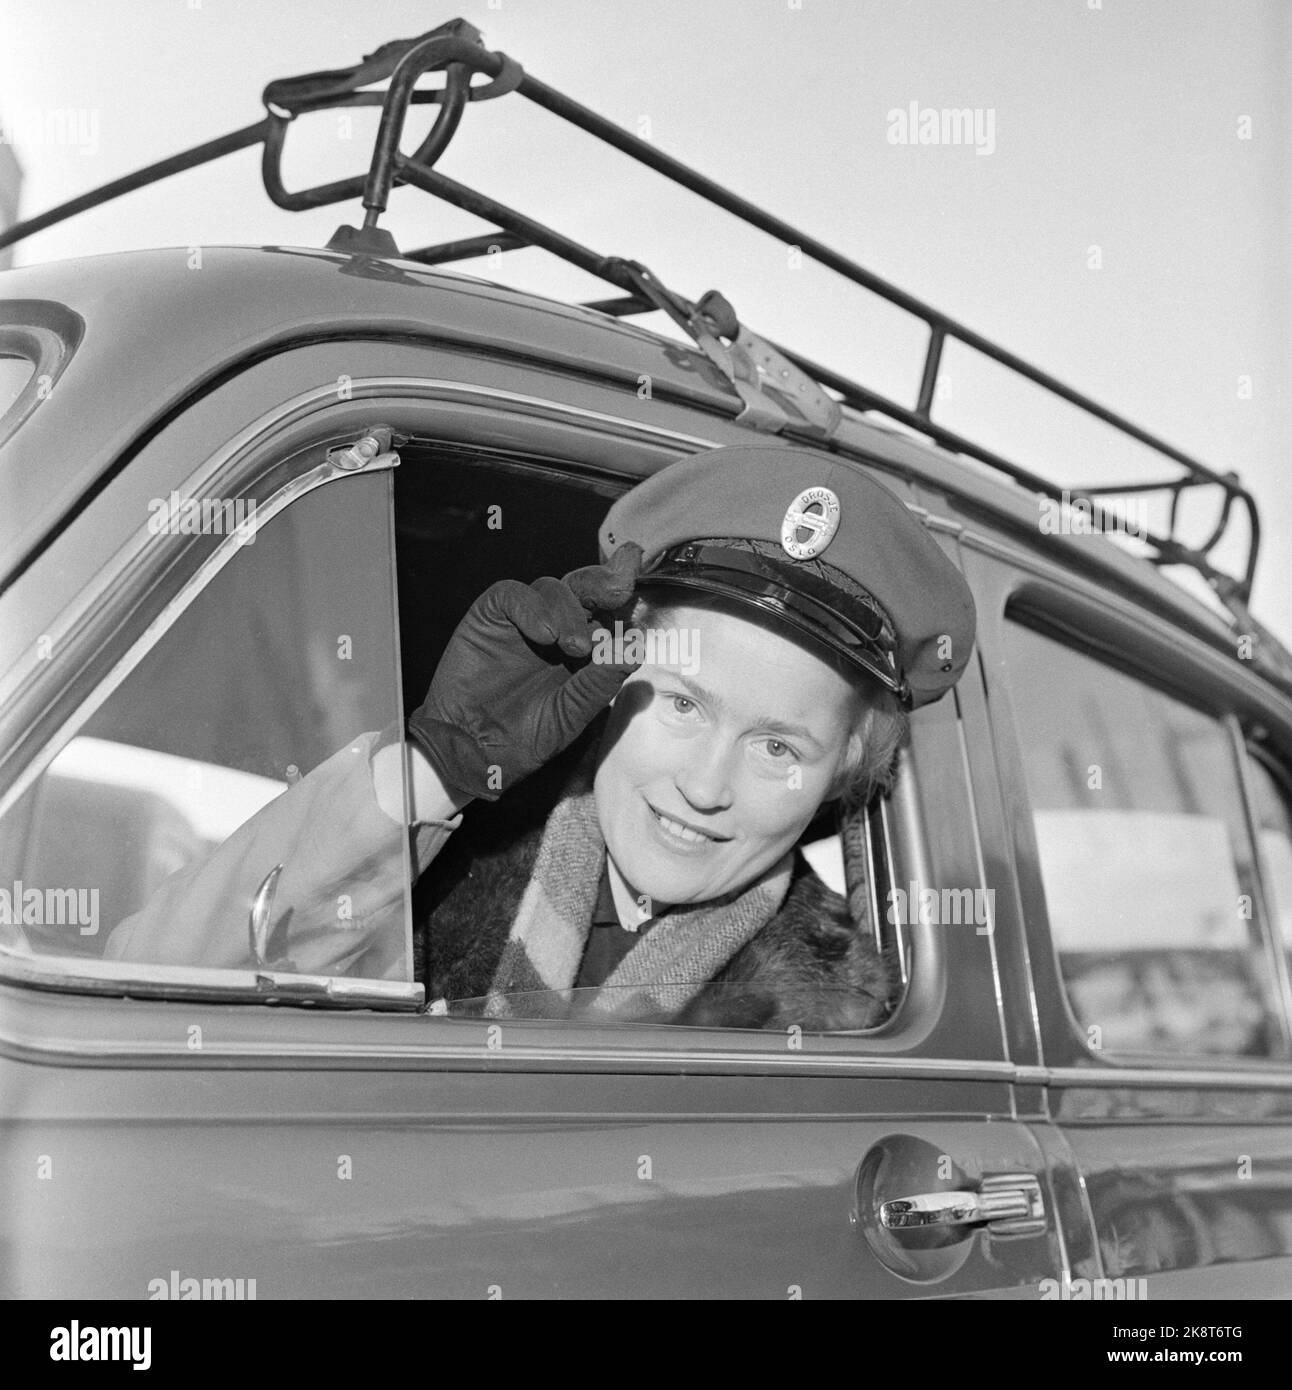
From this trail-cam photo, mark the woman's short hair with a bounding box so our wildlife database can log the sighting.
[631,590,910,809]
[829,679,909,808]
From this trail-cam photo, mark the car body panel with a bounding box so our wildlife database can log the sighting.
[0,984,1069,1299]
[0,246,737,574]
[958,529,1292,1295]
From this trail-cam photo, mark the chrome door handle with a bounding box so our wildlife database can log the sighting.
[879,1174,1045,1234]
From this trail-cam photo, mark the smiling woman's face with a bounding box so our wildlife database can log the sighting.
[593,602,860,906]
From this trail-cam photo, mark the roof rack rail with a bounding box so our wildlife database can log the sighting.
[0,17,1264,627]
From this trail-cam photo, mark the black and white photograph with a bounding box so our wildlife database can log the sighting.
[0,0,1288,1335]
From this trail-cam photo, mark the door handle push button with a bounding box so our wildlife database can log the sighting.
[880,1173,1046,1236]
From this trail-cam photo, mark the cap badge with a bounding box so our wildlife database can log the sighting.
[781,486,841,559]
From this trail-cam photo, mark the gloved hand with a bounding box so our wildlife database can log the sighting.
[408,543,643,802]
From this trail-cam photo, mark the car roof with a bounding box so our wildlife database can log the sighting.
[0,242,1248,663]
[0,243,738,557]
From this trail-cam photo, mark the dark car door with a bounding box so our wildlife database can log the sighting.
[1,338,1074,1298]
[960,527,1292,1300]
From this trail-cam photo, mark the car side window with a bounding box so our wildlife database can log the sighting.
[396,447,903,1033]
[0,471,411,981]
[1004,620,1282,1059]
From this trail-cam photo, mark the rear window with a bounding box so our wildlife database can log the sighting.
[1005,620,1284,1060]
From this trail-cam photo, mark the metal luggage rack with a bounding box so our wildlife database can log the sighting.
[0,18,1268,637]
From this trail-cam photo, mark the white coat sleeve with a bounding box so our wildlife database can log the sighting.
[103,730,457,978]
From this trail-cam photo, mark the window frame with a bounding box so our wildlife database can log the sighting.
[395,444,944,1042]
[1004,614,1289,1061]
[0,365,1012,1068]
[0,438,417,1007]
[965,531,1292,1074]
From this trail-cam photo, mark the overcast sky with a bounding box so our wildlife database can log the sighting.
[1,0,1288,642]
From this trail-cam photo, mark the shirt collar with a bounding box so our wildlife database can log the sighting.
[603,855,659,933]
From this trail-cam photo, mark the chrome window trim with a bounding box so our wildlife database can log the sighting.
[860,799,885,957]
[884,750,925,989]
[1021,1063,1292,1091]
[2,993,1290,1087]
[951,690,1013,1062]
[1228,714,1292,1051]
[0,946,423,1009]
[0,993,1040,1078]
[879,736,944,1023]
[0,1038,1024,1081]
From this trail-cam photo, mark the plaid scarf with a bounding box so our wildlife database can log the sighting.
[485,784,793,1020]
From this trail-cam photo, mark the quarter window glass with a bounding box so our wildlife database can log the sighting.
[0,472,411,980]
[1005,622,1279,1058]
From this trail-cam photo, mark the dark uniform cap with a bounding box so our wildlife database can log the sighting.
[598,445,976,708]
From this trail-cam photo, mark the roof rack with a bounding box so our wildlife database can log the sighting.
[0,17,1265,628]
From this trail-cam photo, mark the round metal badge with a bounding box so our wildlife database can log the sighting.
[780,486,841,559]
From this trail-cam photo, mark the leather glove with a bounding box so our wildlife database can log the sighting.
[408,543,643,802]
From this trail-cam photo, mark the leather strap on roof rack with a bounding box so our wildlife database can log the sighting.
[605,260,841,439]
